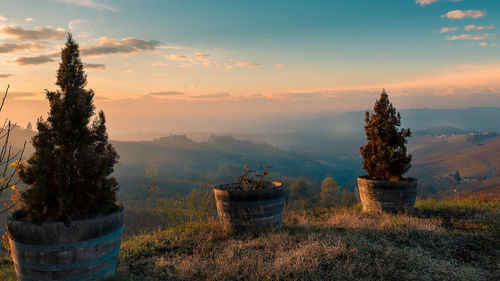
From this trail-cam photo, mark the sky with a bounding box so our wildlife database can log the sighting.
[1,0,500,136]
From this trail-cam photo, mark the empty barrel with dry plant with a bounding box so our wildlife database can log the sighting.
[213,164,285,231]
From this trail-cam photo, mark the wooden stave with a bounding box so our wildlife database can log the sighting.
[214,182,284,230]
[357,176,417,213]
[7,203,123,281]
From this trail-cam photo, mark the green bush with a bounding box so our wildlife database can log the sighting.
[360,89,412,180]
[17,34,118,224]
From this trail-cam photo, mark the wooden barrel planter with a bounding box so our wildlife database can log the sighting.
[6,203,124,281]
[214,181,284,231]
[357,176,417,213]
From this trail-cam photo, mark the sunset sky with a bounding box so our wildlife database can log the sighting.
[1,0,500,136]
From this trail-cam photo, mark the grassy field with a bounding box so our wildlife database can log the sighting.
[1,196,499,281]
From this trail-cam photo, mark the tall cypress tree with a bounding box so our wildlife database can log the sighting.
[18,34,119,224]
[360,89,411,181]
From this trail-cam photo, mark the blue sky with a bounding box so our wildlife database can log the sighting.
[1,0,500,134]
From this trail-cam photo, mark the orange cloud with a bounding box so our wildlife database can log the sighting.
[446,33,498,40]
[0,25,66,40]
[442,10,486,19]
[464,24,494,31]
[439,27,457,33]
[165,54,188,61]
[235,61,259,67]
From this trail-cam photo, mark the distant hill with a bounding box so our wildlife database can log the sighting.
[409,134,500,197]
[241,107,500,134]
[112,134,359,182]
[414,126,471,137]
[111,134,363,200]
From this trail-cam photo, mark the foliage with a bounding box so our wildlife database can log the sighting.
[360,89,412,181]
[17,34,119,224]
[287,177,319,209]
[0,86,26,215]
[153,187,216,227]
[236,164,272,190]
[319,177,340,207]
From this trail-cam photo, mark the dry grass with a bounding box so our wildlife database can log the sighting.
[1,197,498,281]
[111,197,499,281]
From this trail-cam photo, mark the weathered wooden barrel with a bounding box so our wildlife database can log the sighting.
[6,203,124,281]
[214,182,284,231]
[357,176,417,213]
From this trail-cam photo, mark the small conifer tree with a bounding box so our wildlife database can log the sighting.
[360,89,411,181]
[17,34,119,223]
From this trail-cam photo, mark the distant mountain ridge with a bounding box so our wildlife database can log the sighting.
[250,107,500,134]
[111,107,500,140]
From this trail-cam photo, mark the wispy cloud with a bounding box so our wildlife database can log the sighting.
[25,18,34,22]
[0,42,45,53]
[465,24,494,31]
[281,92,324,99]
[8,92,41,100]
[9,54,56,65]
[416,0,439,6]
[51,0,115,12]
[439,27,457,33]
[165,52,219,67]
[442,10,486,19]
[147,91,185,97]
[0,25,66,40]
[83,62,106,70]
[193,52,209,59]
[191,93,230,99]
[165,54,188,61]
[0,74,13,78]
[68,19,85,31]
[0,16,7,21]
[479,42,488,46]
[235,61,259,67]
[80,37,161,57]
[416,0,463,6]
[274,64,287,69]
[446,33,498,40]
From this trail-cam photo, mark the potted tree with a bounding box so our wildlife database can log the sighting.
[213,164,284,231]
[6,34,123,281]
[358,89,417,213]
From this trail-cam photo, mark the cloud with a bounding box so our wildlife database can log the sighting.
[235,61,259,67]
[165,54,188,61]
[9,54,56,65]
[416,0,463,6]
[68,19,85,31]
[446,33,498,40]
[80,37,161,57]
[439,27,457,33]
[0,74,13,78]
[0,42,46,53]
[465,24,494,31]
[191,93,230,99]
[147,91,185,97]
[479,42,488,46]
[7,92,45,100]
[274,64,287,69]
[442,10,486,19]
[83,62,106,70]
[0,16,7,21]
[51,0,115,12]
[282,92,324,99]
[416,0,439,6]
[0,25,66,40]
[193,52,209,59]
[25,18,34,22]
